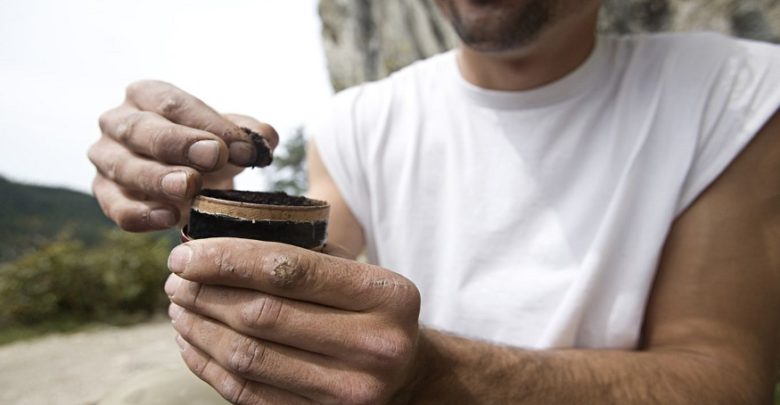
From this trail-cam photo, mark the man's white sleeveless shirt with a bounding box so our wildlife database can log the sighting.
[310,33,780,349]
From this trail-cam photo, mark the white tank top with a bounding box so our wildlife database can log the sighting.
[310,33,780,349]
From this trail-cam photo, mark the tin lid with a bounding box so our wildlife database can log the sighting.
[192,190,330,222]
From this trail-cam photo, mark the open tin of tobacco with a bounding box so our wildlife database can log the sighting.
[181,190,329,250]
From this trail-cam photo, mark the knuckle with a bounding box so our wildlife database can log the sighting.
[199,119,218,134]
[399,284,422,316]
[149,124,178,158]
[92,182,114,219]
[359,330,413,366]
[114,111,143,143]
[104,155,125,181]
[158,92,187,117]
[124,81,141,99]
[219,377,250,405]
[337,378,385,405]
[180,350,204,380]
[266,251,311,289]
[191,355,211,378]
[362,275,421,315]
[86,142,102,166]
[239,296,283,330]
[227,336,265,375]
[97,110,113,133]
[91,176,104,200]
[125,80,146,97]
[213,245,245,278]
[125,79,160,99]
[185,281,205,306]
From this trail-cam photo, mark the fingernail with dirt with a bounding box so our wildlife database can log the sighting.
[188,140,221,170]
[229,141,255,166]
[150,209,177,228]
[161,171,189,199]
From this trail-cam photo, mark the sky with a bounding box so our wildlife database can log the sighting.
[0,0,333,193]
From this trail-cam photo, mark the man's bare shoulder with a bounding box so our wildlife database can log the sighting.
[641,108,780,392]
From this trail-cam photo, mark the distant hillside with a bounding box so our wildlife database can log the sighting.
[0,177,114,262]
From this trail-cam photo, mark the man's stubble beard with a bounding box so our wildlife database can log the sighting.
[443,0,557,53]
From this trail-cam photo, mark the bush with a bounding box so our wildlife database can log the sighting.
[266,127,308,195]
[0,229,173,328]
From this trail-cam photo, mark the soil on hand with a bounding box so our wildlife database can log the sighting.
[242,127,273,167]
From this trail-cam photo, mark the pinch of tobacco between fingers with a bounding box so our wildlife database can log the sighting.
[241,126,273,168]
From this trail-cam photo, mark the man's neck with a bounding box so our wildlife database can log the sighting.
[456,11,599,92]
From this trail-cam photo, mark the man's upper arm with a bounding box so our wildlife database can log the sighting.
[307,139,366,259]
[641,109,780,389]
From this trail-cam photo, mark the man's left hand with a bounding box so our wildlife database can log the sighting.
[164,238,423,405]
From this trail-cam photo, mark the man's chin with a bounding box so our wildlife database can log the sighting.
[442,0,551,53]
[460,37,538,54]
[463,0,515,6]
[458,0,526,15]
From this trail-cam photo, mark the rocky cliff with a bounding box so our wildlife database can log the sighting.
[318,0,780,91]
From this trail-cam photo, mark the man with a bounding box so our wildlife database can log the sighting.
[89,0,780,403]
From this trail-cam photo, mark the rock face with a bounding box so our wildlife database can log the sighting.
[318,0,780,91]
[318,0,459,91]
[600,0,779,41]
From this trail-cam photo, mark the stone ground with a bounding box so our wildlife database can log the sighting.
[0,320,200,405]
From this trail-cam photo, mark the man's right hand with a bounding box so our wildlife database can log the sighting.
[88,80,278,232]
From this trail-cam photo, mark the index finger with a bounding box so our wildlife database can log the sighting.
[125,80,273,167]
[167,238,419,313]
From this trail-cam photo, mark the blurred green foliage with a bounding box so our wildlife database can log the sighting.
[776,380,779,405]
[267,127,308,195]
[0,229,172,330]
[0,176,114,262]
